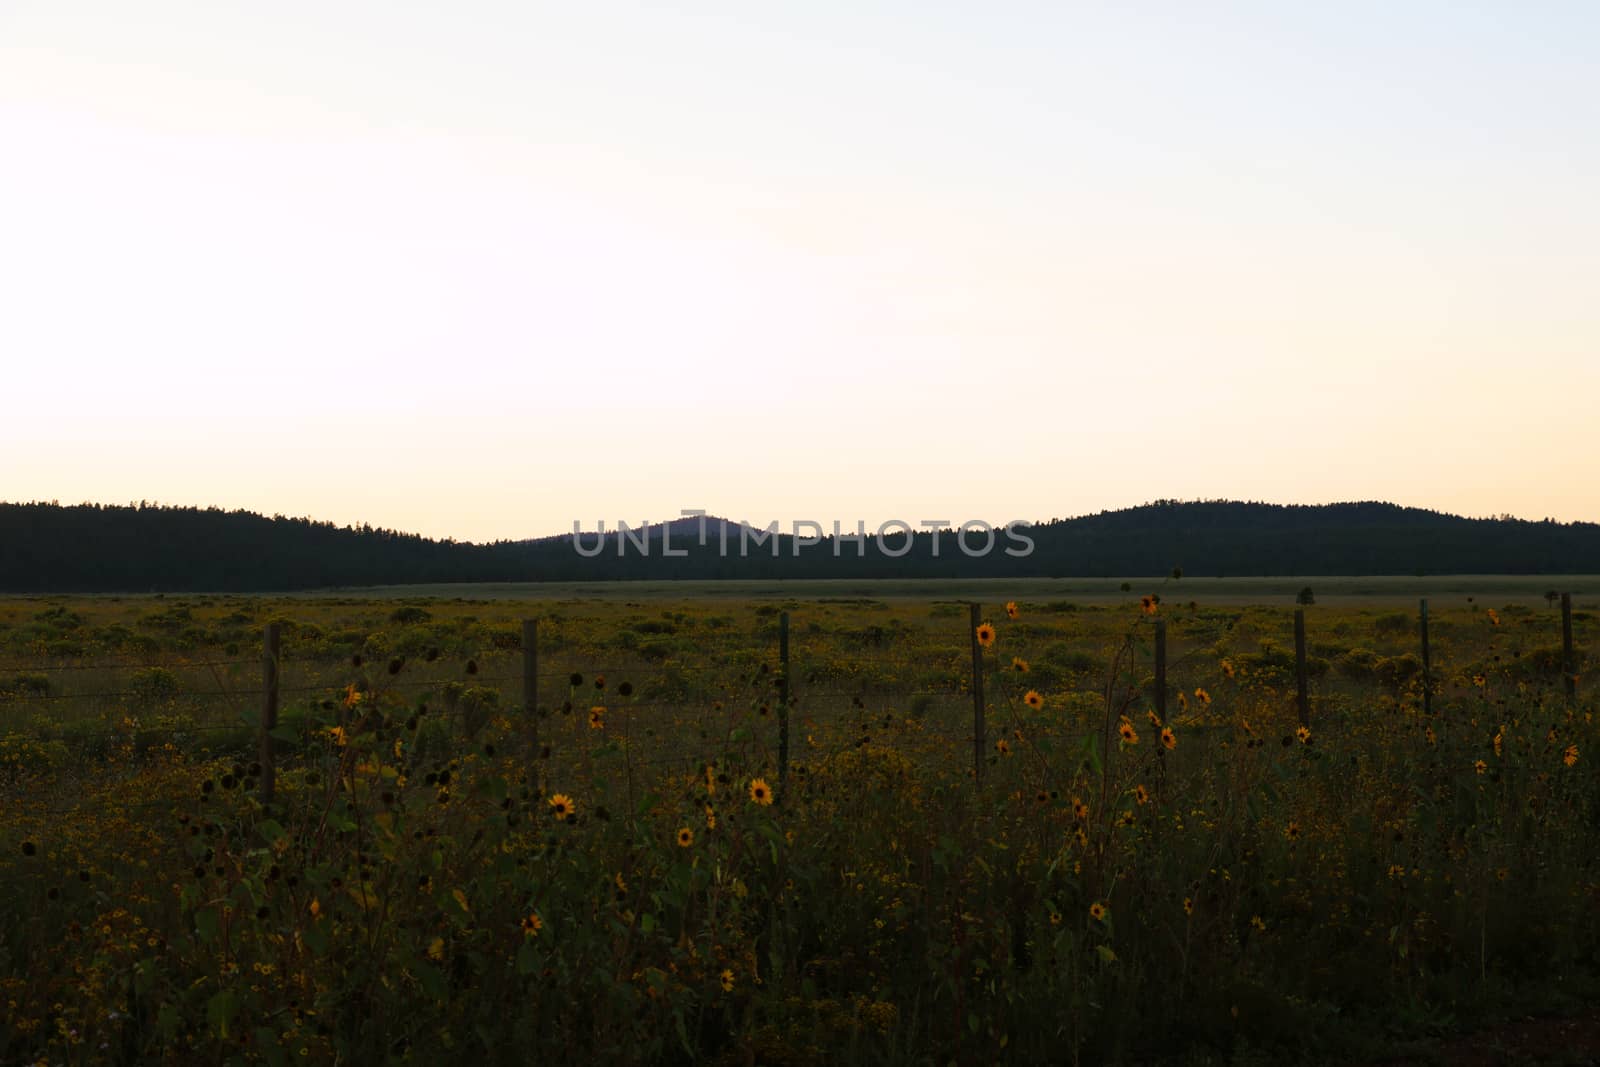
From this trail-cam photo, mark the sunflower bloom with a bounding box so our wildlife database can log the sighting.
[1072,797,1089,820]
[1133,784,1149,806]
[1024,690,1043,711]
[1284,820,1301,841]
[676,827,694,848]
[749,778,773,806]
[1194,687,1211,706]
[549,793,575,818]
[1089,901,1107,922]
[1296,725,1312,745]
[1161,726,1176,750]
[1118,719,1139,745]
[1005,601,1020,619]
[995,739,1012,756]
[720,968,735,992]
[1564,744,1579,767]
[975,623,996,649]
[1474,759,1488,775]
[1220,659,1235,679]
[1011,656,1030,673]
[521,911,543,937]
[588,706,605,730]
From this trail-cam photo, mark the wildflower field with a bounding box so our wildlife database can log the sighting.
[1,587,1597,1065]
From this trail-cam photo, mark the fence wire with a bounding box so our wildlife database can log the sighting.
[3,603,1589,812]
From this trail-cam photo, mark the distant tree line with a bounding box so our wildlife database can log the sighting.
[3,500,1599,592]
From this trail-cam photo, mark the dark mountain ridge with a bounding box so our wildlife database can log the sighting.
[2,499,1597,592]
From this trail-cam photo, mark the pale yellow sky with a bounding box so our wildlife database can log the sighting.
[2,2,1597,541]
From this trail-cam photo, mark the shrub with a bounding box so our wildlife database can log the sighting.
[1,673,50,699]
[390,605,432,625]
[1373,612,1412,635]
[1336,649,1381,680]
[130,667,181,705]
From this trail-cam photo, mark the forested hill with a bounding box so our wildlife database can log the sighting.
[3,500,1600,592]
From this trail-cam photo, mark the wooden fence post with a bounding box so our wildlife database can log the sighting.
[259,622,280,807]
[523,619,538,780]
[1294,608,1309,727]
[777,611,790,800]
[1562,592,1576,705]
[1419,599,1432,715]
[970,603,985,788]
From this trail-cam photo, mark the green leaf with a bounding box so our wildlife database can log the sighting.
[1095,944,1119,963]
[516,940,539,975]
[1080,732,1103,776]
[640,912,657,934]
[206,990,238,1038]
[256,819,287,846]
[417,963,447,1001]
[675,1011,694,1058]
[255,1027,287,1067]
[193,906,219,943]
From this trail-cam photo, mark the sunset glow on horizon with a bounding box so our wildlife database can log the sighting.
[4,2,1598,542]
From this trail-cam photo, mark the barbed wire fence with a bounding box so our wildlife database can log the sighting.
[0,595,1587,815]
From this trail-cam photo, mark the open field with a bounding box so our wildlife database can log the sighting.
[2,590,1598,1064]
[21,574,1600,607]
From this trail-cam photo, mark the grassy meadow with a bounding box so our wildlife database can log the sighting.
[1,582,1597,1064]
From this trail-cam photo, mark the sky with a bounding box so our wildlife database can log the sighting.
[3,1,1598,542]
